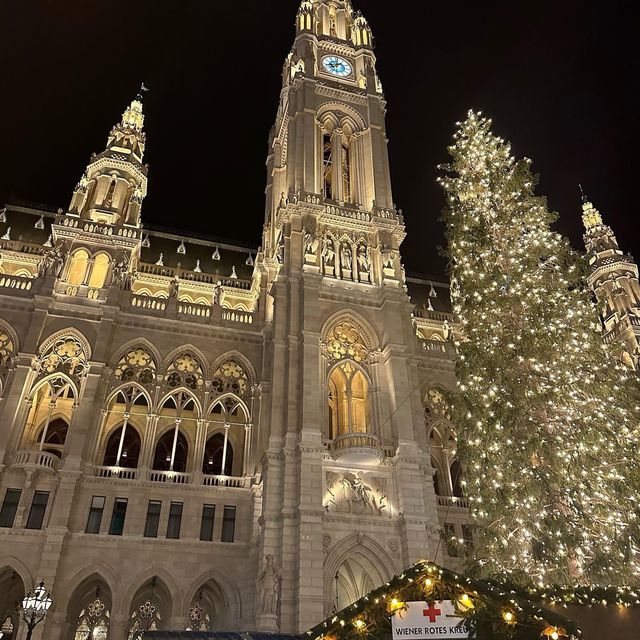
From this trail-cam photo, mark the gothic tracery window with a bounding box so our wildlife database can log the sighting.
[37,335,88,383]
[74,597,110,640]
[128,600,161,639]
[211,359,249,397]
[324,319,373,439]
[114,347,157,386]
[325,320,369,364]
[328,362,370,438]
[164,352,204,391]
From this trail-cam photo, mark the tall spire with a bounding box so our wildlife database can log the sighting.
[67,88,149,225]
[105,85,148,163]
[579,185,603,230]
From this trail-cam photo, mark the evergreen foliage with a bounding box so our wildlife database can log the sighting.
[439,111,640,586]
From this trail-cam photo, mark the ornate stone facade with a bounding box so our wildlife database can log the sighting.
[0,2,466,638]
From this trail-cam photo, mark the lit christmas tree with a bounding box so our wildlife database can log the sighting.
[439,111,640,586]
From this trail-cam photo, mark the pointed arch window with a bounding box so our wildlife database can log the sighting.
[67,249,90,286]
[153,429,188,473]
[37,417,69,458]
[87,253,111,289]
[24,378,75,455]
[74,597,110,640]
[323,132,333,200]
[324,318,373,440]
[203,432,233,476]
[450,459,464,498]
[328,362,370,438]
[104,424,141,468]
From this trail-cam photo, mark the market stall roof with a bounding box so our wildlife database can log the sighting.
[144,633,298,640]
[305,560,581,640]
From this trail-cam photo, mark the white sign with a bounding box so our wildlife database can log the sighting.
[391,600,470,640]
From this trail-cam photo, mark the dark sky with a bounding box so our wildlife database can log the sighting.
[0,1,636,277]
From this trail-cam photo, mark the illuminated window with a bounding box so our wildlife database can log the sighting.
[88,253,110,288]
[67,249,90,285]
[323,132,333,199]
[328,362,370,438]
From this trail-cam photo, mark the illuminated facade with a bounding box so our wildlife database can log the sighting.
[581,196,640,368]
[0,1,463,638]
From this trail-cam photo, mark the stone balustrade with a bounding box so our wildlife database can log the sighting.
[88,465,252,488]
[328,432,385,465]
[0,274,34,292]
[12,449,59,471]
[437,495,470,509]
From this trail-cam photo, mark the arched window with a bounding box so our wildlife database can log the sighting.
[323,132,333,200]
[87,253,111,289]
[73,596,110,640]
[185,582,223,631]
[450,459,464,498]
[1,616,15,639]
[23,377,76,455]
[153,430,188,473]
[103,424,141,468]
[324,318,373,440]
[37,417,69,457]
[67,249,90,286]
[328,362,370,438]
[0,326,15,395]
[203,433,233,476]
[127,578,169,640]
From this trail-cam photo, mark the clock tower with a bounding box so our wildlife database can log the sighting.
[257,0,442,633]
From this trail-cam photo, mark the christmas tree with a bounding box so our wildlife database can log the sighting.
[439,111,640,586]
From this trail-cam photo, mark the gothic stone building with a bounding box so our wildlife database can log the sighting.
[1,1,634,639]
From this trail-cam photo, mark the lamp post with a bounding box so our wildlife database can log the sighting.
[21,580,53,640]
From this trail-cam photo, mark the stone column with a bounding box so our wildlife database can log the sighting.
[0,363,34,466]
[61,369,104,471]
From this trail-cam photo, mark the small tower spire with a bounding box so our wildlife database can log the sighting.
[67,88,149,226]
[579,186,603,230]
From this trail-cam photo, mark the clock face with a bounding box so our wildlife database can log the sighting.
[322,55,352,77]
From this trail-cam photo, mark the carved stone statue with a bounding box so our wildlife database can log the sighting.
[213,281,222,305]
[41,243,66,278]
[357,244,370,272]
[340,242,352,271]
[381,245,396,270]
[256,555,280,615]
[169,275,180,298]
[304,231,319,255]
[442,319,452,341]
[112,252,130,288]
[322,237,335,267]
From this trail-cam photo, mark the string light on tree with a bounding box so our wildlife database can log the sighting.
[439,110,640,587]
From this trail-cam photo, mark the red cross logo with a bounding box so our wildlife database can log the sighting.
[422,603,442,623]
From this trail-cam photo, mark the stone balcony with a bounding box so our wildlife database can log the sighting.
[436,495,470,510]
[11,449,59,472]
[89,465,252,488]
[327,432,388,465]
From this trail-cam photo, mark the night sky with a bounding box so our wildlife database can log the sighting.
[0,1,636,277]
